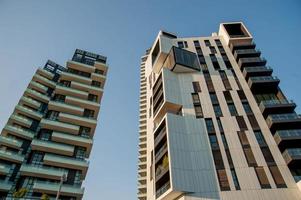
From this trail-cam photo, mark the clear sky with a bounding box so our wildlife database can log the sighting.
[0,0,300,199]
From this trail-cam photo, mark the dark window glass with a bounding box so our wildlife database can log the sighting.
[247,114,260,130]
[193,40,200,47]
[209,135,219,149]
[204,72,215,92]
[254,131,267,147]
[215,39,222,46]
[217,169,230,191]
[213,105,223,117]
[243,147,257,167]
[219,70,231,90]
[95,69,104,75]
[242,102,253,114]
[194,105,203,118]
[269,166,287,188]
[255,167,271,189]
[236,116,248,130]
[231,169,240,190]
[204,40,211,46]
[191,93,200,104]
[178,41,184,48]
[223,91,232,103]
[261,147,275,165]
[228,103,238,116]
[209,46,217,54]
[88,94,98,102]
[210,54,220,70]
[237,90,247,101]
[212,150,224,169]
[92,80,101,88]
[216,118,224,133]
[192,82,201,92]
[83,109,95,118]
[205,118,215,133]
[209,92,219,104]
[237,131,250,147]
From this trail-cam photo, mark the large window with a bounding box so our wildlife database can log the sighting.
[255,167,271,189]
[192,82,201,92]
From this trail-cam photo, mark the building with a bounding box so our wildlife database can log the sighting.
[137,22,301,200]
[0,49,108,199]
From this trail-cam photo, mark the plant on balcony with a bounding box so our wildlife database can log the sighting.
[13,188,28,198]
[41,193,50,200]
[162,155,169,169]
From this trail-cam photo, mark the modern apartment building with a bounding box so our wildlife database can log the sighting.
[137,22,301,200]
[0,49,108,199]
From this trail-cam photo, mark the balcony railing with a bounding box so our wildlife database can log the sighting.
[156,181,170,198]
[235,49,261,54]
[155,143,168,163]
[268,113,301,121]
[244,66,272,72]
[261,99,294,106]
[275,129,301,138]
[249,76,279,81]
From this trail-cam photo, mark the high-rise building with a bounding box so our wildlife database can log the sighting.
[137,22,301,200]
[0,49,108,200]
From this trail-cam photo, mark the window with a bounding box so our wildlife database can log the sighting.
[95,69,104,75]
[217,169,230,191]
[194,105,203,118]
[79,126,91,138]
[216,118,224,133]
[212,150,224,169]
[46,111,59,120]
[242,102,252,114]
[215,39,222,46]
[39,130,51,141]
[219,70,231,90]
[193,40,200,47]
[53,94,66,102]
[210,54,220,70]
[209,135,219,149]
[83,109,95,118]
[236,116,248,130]
[269,166,287,188]
[223,91,232,103]
[88,94,98,102]
[213,105,223,117]
[192,82,201,92]
[205,118,215,133]
[255,167,271,189]
[92,80,101,88]
[231,169,240,190]
[204,40,211,46]
[178,41,188,48]
[228,103,238,116]
[226,149,234,168]
[220,133,228,149]
[237,131,249,147]
[191,93,200,104]
[261,147,275,165]
[30,152,44,166]
[209,46,217,54]
[67,68,91,78]
[60,80,71,87]
[254,131,267,147]
[75,147,86,159]
[243,147,257,167]
[247,114,260,130]
[209,92,219,104]
[204,72,215,92]
[237,90,247,101]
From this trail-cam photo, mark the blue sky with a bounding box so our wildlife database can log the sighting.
[0,0,300,199]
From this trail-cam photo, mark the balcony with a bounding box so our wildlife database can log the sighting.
[248,76,280,92]
[0,180,13,192]
[37,68,54,80]
[52,132,92,156]
[9,114,33,128]
[2,125,34,140]
[243,66,273,80]
[48,101,84,116]
[155,143,168,164]
[24,88,50,103]
[238,57,267,69]
[67,60,95,73]
[71,81,103,96]
[234,49,261,60]
[230,42,256,52]
[15,105,43,120]
[0,164,11,175]
[20,96,41,109]
[32,74,56,88]
[58,113,97,133]
[282,148,301,167]
[43,154,88,177]
[33,181,84,199]
[20,164,66,180]
[65,96,100,114]
[259,99,296,118]
[55,84,89,100]
[31,139,74,156]
[156,181,170,199]
[0,150,24,163]
[61,71,92,85]
[28,81,48,94]
[0,135,22,149]
[274,130,301,152]
[163,46,200,73]
[266,113,301,134]
[91,72,106,83]
[40,119,80,135]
